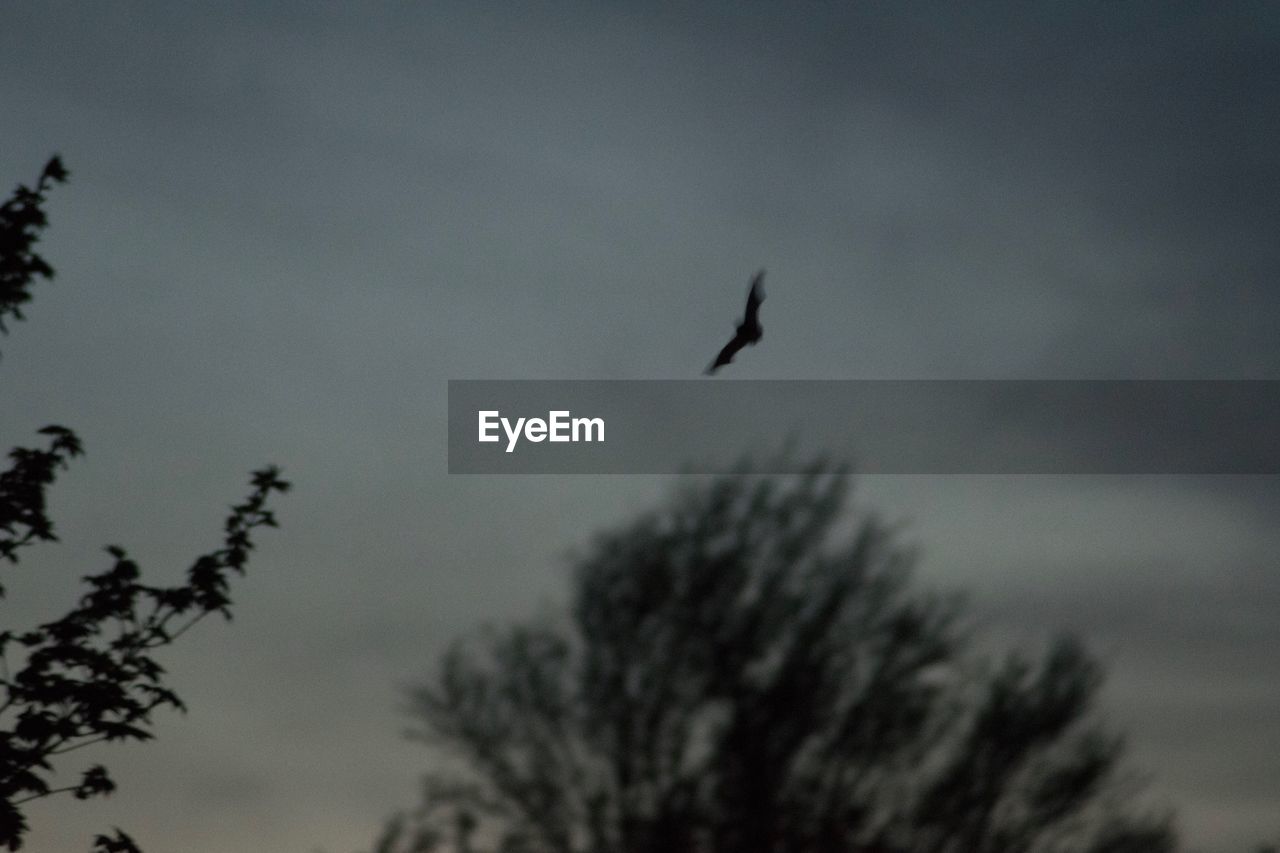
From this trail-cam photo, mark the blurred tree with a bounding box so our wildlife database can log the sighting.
[0,159,289,852]
[380,463,1175,853]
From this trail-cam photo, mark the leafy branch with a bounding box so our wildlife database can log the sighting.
[0,461,289,849]
[0,157,290,852]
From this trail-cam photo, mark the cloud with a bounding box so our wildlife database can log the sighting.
[2,3,1278,851]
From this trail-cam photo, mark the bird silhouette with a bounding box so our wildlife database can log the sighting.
[705,270,765,374]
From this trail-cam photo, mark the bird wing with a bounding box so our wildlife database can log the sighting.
[743,270,765,325]
[706,330,749,374]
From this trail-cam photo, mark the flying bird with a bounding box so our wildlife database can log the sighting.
[705,270,765,375]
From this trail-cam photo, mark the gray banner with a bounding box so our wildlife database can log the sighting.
[447,380,1280,474]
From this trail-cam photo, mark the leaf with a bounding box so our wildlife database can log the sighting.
[90,828,140,853]
[40,157,68,185]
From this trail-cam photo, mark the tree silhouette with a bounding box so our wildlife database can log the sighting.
[0,159,289,852]
[380,462,1174,853]
[0,155,67,343]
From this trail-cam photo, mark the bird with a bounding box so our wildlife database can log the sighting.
[705,269,765,375]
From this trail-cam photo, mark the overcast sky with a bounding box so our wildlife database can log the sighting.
[2,2,1279,851]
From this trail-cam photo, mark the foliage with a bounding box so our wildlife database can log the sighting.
[381,463,1174,853]
[0,155,67,342]
[0,159,289,851]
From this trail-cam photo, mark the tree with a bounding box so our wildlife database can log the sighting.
[0,159,289,852]
[382,462,1175,853]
